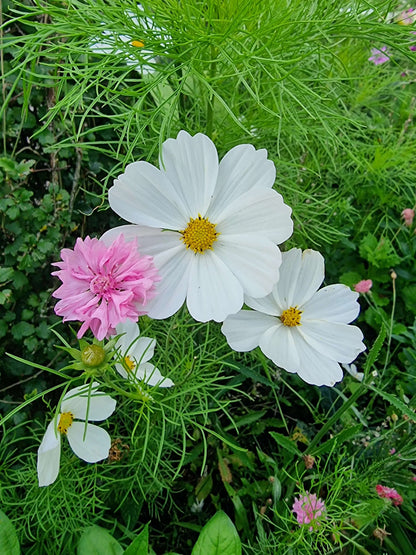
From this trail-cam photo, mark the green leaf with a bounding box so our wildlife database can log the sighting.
[269,431,302,456]
[367,385,416,421]
[0,267,14,284]
[311,424,362,456]
[0,510,20,555]
[11,321,35,340]
[191,511,241,555]
[124,524,149,555]
[77,525,123,555]
[363,325,386,374]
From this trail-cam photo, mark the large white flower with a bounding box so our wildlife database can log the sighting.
[89,7,164,75]
[115,320,174,387]
[37,383,116,487]
[221,248,366,387]
[103,131,293,322]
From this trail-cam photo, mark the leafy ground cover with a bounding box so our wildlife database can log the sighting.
[1,1,416,553]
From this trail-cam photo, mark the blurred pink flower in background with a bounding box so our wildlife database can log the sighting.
[52,235,159,340]
[368,46,390,65]
[396,8,416,25]
[401,208,415,226]
[354,280,373,294]
[292,492,327,530]
[376,485,403,506]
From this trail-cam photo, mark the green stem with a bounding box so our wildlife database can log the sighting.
[206,44,217,138]
[308,384,367,452]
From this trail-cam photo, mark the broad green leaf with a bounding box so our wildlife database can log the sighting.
[77,525,123,555]
[311,424,362,456]
[0,510,20,555]
[124,524,148,555]
[269,431,302,456]
[191,511,241,555]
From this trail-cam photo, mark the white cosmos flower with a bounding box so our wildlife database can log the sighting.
[115,320,174,387]
[37,383,116,487]
[89,7,164,75]
[103,130,293,322]
[221,248,366,387]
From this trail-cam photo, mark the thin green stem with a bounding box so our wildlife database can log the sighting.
[308,384,367,452]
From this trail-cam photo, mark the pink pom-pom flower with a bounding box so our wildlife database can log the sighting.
[354,279,373,294]
[292,492,326,531]
[52,235,160,340]
[376,484,403,506]
[401,208,415,227]
[368,46,390,65]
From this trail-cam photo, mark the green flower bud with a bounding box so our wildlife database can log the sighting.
[81,344,106,367]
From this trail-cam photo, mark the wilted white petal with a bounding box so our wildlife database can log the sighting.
[135,362,174,387]
[61,384,116,422]
[66,422,111,463]
[37,420,61,487]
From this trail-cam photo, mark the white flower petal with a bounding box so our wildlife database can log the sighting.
[222,310,278,351]
[186,251,243,322]
[302,284,360,323]
[135,362,174,387]
[208,144,276,220]
[245,291,281,316]
[215,235,282,298]
[101,225,181,256]
[109,161,187,229]
[259,324,301,372]
[289,334,344,387]
[299,321,365,362]
[116,320,156,364]
[66,422,111,463]
[37,420,61,487]
[160,131,219,217]
[146,244,193,319]
[62,384,116,422]
[274,249,324,308]
[213,188,293,244]
[260,326,343,386]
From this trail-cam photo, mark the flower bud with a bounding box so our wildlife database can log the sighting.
[81,344,106,367]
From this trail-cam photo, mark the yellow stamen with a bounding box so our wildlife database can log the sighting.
[123,355,136,373]
[280,306,302,327]
[180,214,219,254]
[131,40,145,48]
[58,412,74,434]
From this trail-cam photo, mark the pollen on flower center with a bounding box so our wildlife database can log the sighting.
[131,40,145,48]
[280,306,302,327]
[180,215,219,254]
[58,412,74,434]
[123,355,136,373]
[90,274,115,296]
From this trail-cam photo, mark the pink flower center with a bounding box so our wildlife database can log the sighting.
[90,274,115,296]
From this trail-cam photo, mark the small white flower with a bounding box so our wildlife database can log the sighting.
[342,363,364,382]
[103,130,293,322]
[115,320,174,387]
[222,248,366,387]
[37,383,116,487]
[90,7,164,75]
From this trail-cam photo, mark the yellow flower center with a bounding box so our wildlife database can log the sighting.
[131,40,145,48]
[123,355,136,373]
[180,215,219,254]
[280,306,302,327]
[58,412,74,434]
